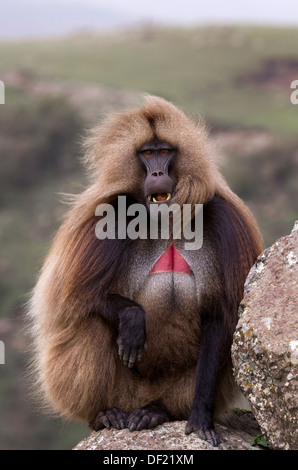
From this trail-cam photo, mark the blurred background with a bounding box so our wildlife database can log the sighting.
[0,0,297,450]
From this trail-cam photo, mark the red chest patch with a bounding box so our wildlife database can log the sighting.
[149,243,193,274]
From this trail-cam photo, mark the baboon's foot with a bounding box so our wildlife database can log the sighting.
[90,407,128,431]
[127,401,170,431]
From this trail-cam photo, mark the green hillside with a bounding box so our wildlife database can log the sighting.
[1,26,298,136]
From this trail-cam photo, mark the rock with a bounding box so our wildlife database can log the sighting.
[73,419,261,451]
[232,221,298,450]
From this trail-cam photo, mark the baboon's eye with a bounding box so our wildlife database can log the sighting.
[144,150,153,159]
[160,149,170,157]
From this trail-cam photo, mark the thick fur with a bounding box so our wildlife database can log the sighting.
[28,96,263,427]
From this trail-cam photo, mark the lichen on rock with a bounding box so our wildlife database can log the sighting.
[232,221,298,450]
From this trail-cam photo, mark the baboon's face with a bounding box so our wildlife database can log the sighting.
[137,138,176,210]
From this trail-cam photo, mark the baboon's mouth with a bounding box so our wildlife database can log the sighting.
[147,193,172,203]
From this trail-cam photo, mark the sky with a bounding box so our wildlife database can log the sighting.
[50,0,298,25]
[2,0,298,39]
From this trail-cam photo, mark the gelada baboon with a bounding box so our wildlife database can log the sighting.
[28,96,262,446]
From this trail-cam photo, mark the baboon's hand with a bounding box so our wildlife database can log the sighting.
[117,305,146,368]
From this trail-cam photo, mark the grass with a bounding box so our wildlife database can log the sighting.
[1,26,298,137]
[0,171,88,449]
